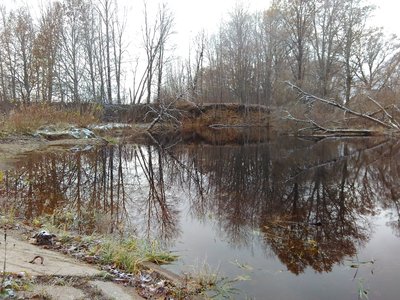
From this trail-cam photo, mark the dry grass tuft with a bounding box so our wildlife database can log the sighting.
[3,103,102,134]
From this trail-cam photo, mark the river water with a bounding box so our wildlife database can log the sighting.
[1,135,400,299]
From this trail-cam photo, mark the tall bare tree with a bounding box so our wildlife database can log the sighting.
[82,1,100,102]
[155,3,174,102]
[355,28,400,92]
[111,1,127,104]
[310,0,343,97]
[278,0,314,87]
[12,7,36,103]
[130,2,173,104]
[341,0,372,103]
[59,0,88,102]
[259,5,287,105]
[34,1,63,102]
[98,0,114,104]
[221,5,254,104]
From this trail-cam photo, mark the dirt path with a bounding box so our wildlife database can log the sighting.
[1,233,143,299]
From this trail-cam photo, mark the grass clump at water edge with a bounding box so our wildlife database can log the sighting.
[33,214,178,274]
[88,237,178,274]
[0,205,178,276]
[181,260,244,299]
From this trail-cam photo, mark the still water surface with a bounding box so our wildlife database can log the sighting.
[1,136,400,299]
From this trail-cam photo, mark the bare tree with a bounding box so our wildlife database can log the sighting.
[12,7,36,103]
[0,6,8,102]
[82,1,100,102]
[143,2,158,104]
[355,28,400,92]
[98,0,114,104]
[141,2,173,104]
[59,0,88,103]
[278,0,314,87]
[34,2,63,102]
[0,6,14,102]
[310,0,343,97]
[221,4,255,104]
[258,5,287,105]
[111,1,127,104]
[155,4,174,102]
[340,0,372,103]
[186,31,206,101]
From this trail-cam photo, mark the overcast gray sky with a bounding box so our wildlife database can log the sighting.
[119,0,399,60]
[2,0,399,41]
[137,0,399,41]
[1,0,399,63]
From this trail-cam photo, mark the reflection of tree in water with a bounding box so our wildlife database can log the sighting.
[174,137,395,274]
[133,145,181,243]
[366,140,400,236]
[262,162,371,275]
[262,151,378,275]
[0,144,182,239]
[2,136,400,275]
[1,146,129,234]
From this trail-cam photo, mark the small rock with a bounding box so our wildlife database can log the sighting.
[140,273,152,283]
[4,288,16,298]
[67,245,78,252]
[33,230,56,246]
[83,255,97,264]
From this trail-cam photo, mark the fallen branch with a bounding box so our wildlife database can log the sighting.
[208,123,253,129]
[29,255,44,264]
[285,81,397,130]
[366,96,400,130]
[146,99,183,131]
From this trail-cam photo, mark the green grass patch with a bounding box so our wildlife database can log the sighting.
[92,238,177,273]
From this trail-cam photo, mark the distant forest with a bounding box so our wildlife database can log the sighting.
[0,0,399,108]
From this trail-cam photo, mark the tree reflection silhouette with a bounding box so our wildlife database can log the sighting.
[134,145,180,242]
[176,137,387,274]
[1,136,399,275]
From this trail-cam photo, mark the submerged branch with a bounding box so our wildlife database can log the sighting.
[284,111,375,136]
[286,138,395,183]
[208,123,253,128]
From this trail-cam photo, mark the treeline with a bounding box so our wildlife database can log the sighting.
[0,0,174,105]
[166,0,400,107]
[0,0,399,107]
[1,0,117,103]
